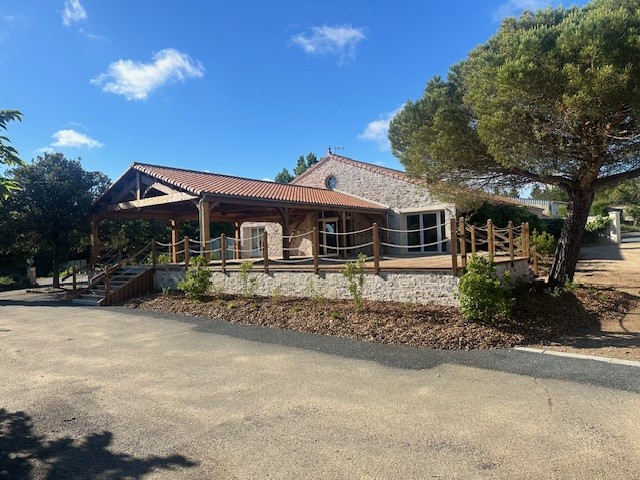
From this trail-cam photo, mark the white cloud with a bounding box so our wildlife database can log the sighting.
[90,48,205,101]
[493,0,555,20]
[51,129,103,149]
[35,147,55,155]
[290,25,366,62]
[62,0,87,26]
[358,109,400,151]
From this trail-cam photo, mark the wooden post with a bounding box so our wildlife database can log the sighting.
[184,236,190,268]
[72,266,77,292]
[281,208,290,260]
[312,227,319,275]
[372,223,380,275]
[470,225,476,254]
[151,239,157,266]
[117,248,122,264]
[234,223,241,260]
[533,252,539,276]
[508,220,515,266]
[487,219,494,258]
[340,212,347,259]
[90,216,100,267]
[263,230,269,273]
[524,222,530,258]
[450,218,458,276]
[459,217,467,268]
[221,233,227,273]
[171,219,179,264]
[199,200,211,262]
[520,222,525,256]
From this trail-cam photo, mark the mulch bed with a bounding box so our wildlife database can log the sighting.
[122,284,638,350]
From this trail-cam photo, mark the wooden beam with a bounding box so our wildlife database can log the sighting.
[143,181,183,198]
[108,192,198,211]
[90,215,101,266]
[280,207,291,260]
[199,200,211,261]
[171,219,179,263]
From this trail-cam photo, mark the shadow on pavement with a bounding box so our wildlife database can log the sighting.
[0,408,197,479]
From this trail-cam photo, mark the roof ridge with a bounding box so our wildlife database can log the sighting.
[132,161,363,194]
[292,153,424,186]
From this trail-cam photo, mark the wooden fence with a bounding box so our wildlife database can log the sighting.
[142,217,532,277]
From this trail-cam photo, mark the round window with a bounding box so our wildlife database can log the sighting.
[325,175,337,190]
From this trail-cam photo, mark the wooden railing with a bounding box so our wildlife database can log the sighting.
[450,218,531,276]
[147,217,534,277]
[101,266,155,306]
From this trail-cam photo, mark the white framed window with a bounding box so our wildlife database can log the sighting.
[404,211,446,253]
[250,227,264,257]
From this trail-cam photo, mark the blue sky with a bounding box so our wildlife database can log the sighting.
[2,0,587,183]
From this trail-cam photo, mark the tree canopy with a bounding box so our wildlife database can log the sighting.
[1,153,109,286]
[389,0,640,286]
[274,152,318,183]
[0,110,24,200]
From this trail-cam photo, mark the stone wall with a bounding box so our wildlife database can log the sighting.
[154,259,532,307]
[291,157,457,253]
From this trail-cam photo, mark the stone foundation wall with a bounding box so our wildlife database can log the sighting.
[154,259,532,306]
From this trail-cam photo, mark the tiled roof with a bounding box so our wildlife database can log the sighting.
[292,153,424,185]
[130,163,385,210]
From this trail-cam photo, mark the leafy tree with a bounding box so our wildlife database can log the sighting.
[274,168,294,184]
[293,152,318,177]
[598,178,640,205]
[389,1,640,287]
[530,186,568,202]
[0,110,25,200]
[2,153,109,286]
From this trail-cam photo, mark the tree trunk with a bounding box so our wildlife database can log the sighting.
[52,258,60,288]
[548,189,595,288]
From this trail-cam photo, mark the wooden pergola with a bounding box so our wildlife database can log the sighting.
[90,162,388,264]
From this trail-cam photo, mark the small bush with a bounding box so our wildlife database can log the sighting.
[305,279,324,304]
[583,215,611,244]
[239,261,257,298]
[177,256,211,301]
[457,254,514,323]
[156,253,171,265]
[0,275,16,287]
[530,229,556,256]
[271,284,283,303]
[343,253,366,309]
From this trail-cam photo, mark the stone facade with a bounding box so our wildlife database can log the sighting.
[239,155,456,258]
[154,259,532,307]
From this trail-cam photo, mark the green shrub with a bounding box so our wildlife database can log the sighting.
[457,254,514,323]
[343,253,366,309]
[530,229,556,256]
[239,261,257,298]
[0,275,16,287]
[305,279,324,304]
[583,215,611,244]
[177,256,211,301]
[156,253,171,264]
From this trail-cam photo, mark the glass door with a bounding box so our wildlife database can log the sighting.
[406,211,445,253]
[250,227,264,257]
[318,219,338,255]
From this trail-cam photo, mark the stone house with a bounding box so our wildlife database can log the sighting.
[241,152,456,258]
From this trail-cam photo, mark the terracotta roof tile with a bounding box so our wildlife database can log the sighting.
[131,163,385,210]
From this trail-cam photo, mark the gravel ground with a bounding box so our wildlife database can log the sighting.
[122,283,637,351]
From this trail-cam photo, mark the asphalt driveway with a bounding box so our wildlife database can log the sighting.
[2,296,640,479]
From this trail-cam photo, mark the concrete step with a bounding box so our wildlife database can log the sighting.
[71,298,101,306]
